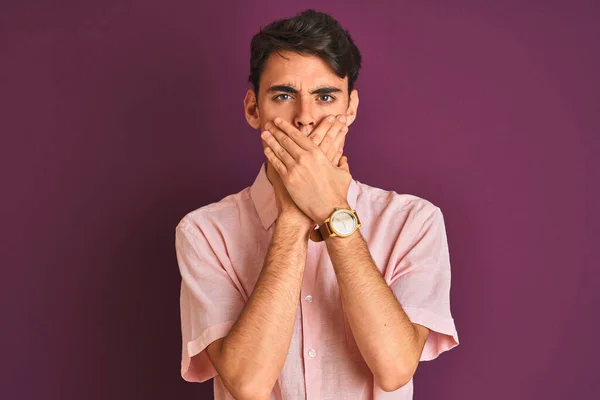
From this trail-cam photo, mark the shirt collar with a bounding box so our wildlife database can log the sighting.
[250,161,359,231]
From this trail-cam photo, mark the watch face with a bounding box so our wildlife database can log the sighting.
[331,210,356,236]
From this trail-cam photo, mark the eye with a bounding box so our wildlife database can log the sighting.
[319,94,335,103]
[273,94,292,101]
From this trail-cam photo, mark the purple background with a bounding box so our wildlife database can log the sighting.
[1,1,598,399]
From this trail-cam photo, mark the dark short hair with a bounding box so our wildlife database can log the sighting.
[249,9,362,102]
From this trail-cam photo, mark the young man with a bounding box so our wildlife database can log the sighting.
[175,9,459,400]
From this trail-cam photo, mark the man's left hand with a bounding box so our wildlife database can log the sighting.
[261,116,352,225]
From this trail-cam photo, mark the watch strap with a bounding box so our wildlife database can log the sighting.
[309,224,325,242]
[319,220,333,240]
[309,221,332,242]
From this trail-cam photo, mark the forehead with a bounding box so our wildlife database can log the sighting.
[260,51,348,91]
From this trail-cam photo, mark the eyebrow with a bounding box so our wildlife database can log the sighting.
[266,84,343,95]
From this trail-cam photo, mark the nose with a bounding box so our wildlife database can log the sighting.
[293,96,316,132]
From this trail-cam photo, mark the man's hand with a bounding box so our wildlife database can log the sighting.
[305,114,349,167]
[261,116,352,225]
[267,157,315,232]
[265,115,349,230]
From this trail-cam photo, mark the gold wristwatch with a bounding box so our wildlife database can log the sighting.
[309,207,361,242]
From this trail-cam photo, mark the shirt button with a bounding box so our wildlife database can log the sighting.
[305,295,313,302]
[308,349,316,358]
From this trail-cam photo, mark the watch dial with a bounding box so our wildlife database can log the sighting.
[331,210,356,235]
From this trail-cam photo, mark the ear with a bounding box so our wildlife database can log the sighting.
[344,89,359,126]
[244,89,261,129]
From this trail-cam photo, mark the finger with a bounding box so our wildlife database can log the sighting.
[265,121,303,160]
[330,123,349,155]
[320,115,347,159]
[271,118,313,152]
[263,146,288,175]
[326,125,348,161]
[261,129,296,168]
[333,147,343,166]
[307,115,336,146]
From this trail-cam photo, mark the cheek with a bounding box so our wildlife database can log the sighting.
[259,105,295,129]
[318,105,348,120]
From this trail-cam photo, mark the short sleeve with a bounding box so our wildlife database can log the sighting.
[175,221,246,382]
[390,206,459,361]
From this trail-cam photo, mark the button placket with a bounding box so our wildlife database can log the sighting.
[301,240,323,399]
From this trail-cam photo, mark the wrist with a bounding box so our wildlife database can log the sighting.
[277,212,315,232]
[314,200,351,225]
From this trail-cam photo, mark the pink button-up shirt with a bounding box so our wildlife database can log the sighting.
[175,162,459,399]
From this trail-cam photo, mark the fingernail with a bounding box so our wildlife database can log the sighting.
[265,122,272,129]
[327,115,335,122]
[274,117,282,125]
[339,115,346,122]
[261,131,271,138]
